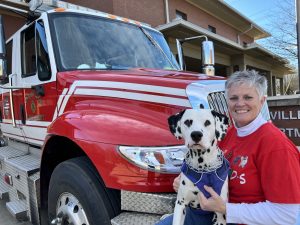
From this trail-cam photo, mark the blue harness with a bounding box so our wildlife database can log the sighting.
[181,157,230,215]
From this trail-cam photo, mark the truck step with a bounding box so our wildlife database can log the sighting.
[0,178,10,200]
[6,154,40,175]
[6,199,28,221]
[121,190,176,215]
[111,212,161,225]
[0,146,27,160]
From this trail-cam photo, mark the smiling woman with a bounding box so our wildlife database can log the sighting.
[206,70,300,225]
[225,70,267,127]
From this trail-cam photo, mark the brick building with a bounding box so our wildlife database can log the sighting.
[0,0,293,96]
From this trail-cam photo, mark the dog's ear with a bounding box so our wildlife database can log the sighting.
[211,110,229,141]
[168,110,185,139]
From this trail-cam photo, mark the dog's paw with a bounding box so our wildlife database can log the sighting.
[212,213,226,225]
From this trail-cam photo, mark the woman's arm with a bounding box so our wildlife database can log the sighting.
[198,185,300,225]
[226,201,299,225]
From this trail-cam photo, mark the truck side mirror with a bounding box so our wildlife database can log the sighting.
[0,15,7,82]
[202,41,215,76]
[176,36,215,75]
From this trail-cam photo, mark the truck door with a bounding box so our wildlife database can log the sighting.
[0,37,25,140]
[11,19,57,146]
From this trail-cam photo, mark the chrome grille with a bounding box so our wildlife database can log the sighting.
[207,91,229,118]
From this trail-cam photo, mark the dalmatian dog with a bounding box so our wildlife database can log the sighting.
[239,156,248,168]
[168,109,230,225]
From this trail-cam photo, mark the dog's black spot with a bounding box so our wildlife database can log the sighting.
[215,130,220,139]
[183,209,186,215]
[207,148,210,153]
[198,157,203,163]
[196,204,200,209]
[177,200,182,205]
[199,165,202,169]
[212,216,217,222]
[184,119,193,127]
[221,133,226,140]
[193,191,198,195]
[189,149,194,158]
[211,139,215,146]
[182,180,186,185]
[177,127,181,134]
[197,149,201,156]
[204,120,211,127]
[199,104,204,109]
[223,214,226,220]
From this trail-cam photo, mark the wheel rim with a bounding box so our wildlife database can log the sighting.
[55,192,90,225]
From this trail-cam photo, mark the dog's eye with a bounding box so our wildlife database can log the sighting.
[184,119,193,127]
[204,120,211,127]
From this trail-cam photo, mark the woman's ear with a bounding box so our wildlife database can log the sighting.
[260,95,267,106]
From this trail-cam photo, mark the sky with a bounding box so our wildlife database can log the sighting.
[223,0,285,28]
[223,0,297,66]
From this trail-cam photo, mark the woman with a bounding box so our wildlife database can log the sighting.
[198,70,300,225]
[158,70,300,225]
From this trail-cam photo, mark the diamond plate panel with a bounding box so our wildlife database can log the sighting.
[0,177,10,200]
[0,146,27,160]
[6,199,28,220]
[121,191,176,215]
[111,212,160,225]
[28,172,40,225]
[6,155,40,175]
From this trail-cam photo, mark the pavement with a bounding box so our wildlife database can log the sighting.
[0,199,32,225]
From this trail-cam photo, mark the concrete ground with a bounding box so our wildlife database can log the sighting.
[0,199,32,225]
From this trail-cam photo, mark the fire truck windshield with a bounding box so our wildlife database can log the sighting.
[49,13,179,71]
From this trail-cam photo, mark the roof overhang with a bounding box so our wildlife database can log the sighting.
[186,0,270,40]
[157,19,293,73]
[245,43,294,73]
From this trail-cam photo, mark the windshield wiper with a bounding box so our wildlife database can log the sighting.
[139,27,176,69]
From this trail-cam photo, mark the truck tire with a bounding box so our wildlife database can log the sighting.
[48,156,120,225]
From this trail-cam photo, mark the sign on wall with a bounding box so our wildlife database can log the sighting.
[269,106,300,146]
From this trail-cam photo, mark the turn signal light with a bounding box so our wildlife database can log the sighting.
[4,173,13,186]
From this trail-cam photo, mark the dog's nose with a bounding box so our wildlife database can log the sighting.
[191,131,203,143]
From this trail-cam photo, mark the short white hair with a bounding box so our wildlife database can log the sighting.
[225,70,268,98]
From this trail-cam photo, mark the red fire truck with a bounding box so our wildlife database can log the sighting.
[0,1,238,225]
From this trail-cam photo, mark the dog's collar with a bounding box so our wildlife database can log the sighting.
[181,156,230,215]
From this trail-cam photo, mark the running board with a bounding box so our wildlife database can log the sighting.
[111,212,161,225]
[6,199,28,221]
[0,146,28,160]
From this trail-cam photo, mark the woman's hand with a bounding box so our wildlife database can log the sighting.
[173,174,181,192]
[198,185,226,214]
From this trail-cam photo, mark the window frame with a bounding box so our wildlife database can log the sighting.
[21,22,37,78]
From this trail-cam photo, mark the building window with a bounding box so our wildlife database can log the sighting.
[176,10,187,21]
[208,25,216,34]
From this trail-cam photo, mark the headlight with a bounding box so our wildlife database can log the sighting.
[118,145,188,173]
